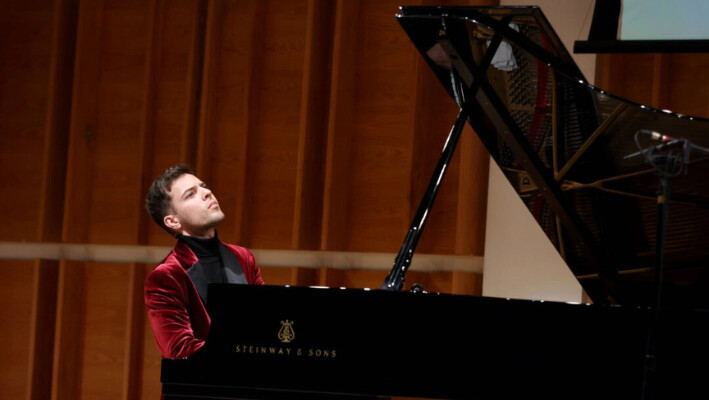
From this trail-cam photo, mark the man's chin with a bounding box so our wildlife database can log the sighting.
[208,212,226,228]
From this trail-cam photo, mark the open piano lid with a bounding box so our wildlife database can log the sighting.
[396,6,709,308]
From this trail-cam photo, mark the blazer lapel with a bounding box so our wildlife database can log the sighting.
[219,244,247,284]
[186,260,210,305]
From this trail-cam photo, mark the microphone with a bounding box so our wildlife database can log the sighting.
[624,129,687,160]
[637,129,672,143]
[636,129,686,152]
[628,129,709,174]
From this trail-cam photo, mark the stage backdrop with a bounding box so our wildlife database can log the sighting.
[0,0,492,399]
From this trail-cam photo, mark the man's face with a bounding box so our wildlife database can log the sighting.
[164,173,225,238]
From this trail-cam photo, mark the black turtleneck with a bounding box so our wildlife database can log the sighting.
[178,233,227,284]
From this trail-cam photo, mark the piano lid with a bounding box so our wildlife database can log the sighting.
[396,6,709,308]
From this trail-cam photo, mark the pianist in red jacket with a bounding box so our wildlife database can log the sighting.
[144,164,264,359]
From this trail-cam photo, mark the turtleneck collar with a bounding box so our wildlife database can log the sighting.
[177,231,220,259]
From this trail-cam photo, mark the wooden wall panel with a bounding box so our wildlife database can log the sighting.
[1,1,498,399]
[61,0,102,244]
[0,260,35,399]
[0,1,75,399]
[344,0,420,252]
[393,270,484,295]
[122,263,147,399]
[320,0,358,250]
[51,260,86,400]
[197,0,313,250]
[38,0,77,244]
[596,53,709,119]
[595,54,659,111]
[666,53,709,118]
[0,0,55,241]
[26,260,60,400]
[83,0,150,244]
[57,1,152,398]
[196,0,263,245]
[407,62,489,256]
[620,54,654,105]
[292,0,335,250]
[260,266,300,286]
[650,54,671,110]
[78,263,131,399]
[321,0,490,255]
[320,268,390,289]
[455,127,489,255]
[136,0,160,246]
[244,0,309,249]
[144,0,207,246]
[408,54,462,256]
[292,266,321,286]
[140,264,162,400]
[451,271,484,295]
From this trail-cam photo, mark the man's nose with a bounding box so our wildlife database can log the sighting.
[201,187,213,199]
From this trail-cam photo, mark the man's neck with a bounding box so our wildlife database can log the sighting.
[178,233,220,259]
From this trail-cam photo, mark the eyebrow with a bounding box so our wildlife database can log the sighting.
[180,181,207,199]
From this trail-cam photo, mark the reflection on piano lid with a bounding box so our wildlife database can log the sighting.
[393,5,709,308]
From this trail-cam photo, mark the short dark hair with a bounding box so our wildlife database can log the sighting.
[145,164,194,234]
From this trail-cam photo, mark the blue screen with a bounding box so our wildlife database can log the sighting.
[621,0,709,40]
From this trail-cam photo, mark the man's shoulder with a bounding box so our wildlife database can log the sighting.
[147,245,191,278]
[147,252,180,279]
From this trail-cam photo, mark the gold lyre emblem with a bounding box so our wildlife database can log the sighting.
[278,320,295,343]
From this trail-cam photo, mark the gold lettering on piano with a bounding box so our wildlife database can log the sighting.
[308,349,336,358]
[278,320,295,343]
[235,345,292,355]
[234,345,337,359]
[233,319,337,359]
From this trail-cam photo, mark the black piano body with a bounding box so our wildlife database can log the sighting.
[162,284,709,399]
[162,6,709,399]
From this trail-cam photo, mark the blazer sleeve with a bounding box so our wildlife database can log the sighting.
[144,266,205,358]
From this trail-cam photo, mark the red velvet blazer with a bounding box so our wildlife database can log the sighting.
[144,240,264,359]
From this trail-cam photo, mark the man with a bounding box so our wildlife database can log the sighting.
[144,164,264,359]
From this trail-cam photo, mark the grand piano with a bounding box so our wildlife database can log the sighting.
[161,6,709,399]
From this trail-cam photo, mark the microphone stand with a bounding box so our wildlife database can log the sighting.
[640,165,670,400]
[625,133,709,400]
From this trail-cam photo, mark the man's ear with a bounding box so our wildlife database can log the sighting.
[164,214,181,232]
